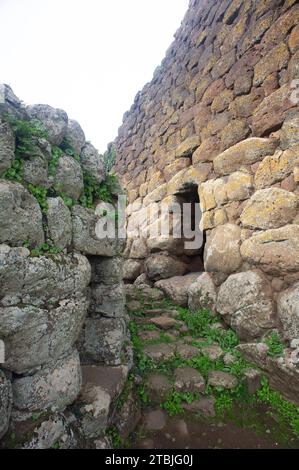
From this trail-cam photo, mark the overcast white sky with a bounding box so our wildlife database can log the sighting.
[0,0,189,153]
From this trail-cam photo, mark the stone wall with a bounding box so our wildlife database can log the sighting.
[114,1,299,400]
[0,85,129,448]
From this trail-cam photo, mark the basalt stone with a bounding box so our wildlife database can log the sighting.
[12,350,82,412]
[80,143,105,184]
[0,370,12,439]
[46,197,72,250]
[26,104,68,146]
[0,180,44,248]
[0,120,15,173]
[217,270,275,340]
[65,119,86,155]
[54,156,84,201]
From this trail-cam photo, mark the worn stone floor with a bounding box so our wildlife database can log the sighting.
[118,284,299,450]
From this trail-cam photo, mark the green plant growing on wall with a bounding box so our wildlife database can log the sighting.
[265,332,285,358]
[27,184,48,214]
[103,145,116,173]
[1,158,24,182]
[2,113,47,158]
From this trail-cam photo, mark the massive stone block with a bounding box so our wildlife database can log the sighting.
[12,350,81,412]
[277,283,299,341]
[188,272,217,312]
[1,297,89,374]
[80,143,105,184]
[0,370,12,439]
[204,224,242,274]
[54,156,84,201]
[65,119,86,155]
[26,104,68,146]
[217,270,275,340]
[46,197,72,249]
[0,180,44,248]
[213,138,278,176]
[240,225,299,275]
[0,120,15,174]
[240,188,298,230]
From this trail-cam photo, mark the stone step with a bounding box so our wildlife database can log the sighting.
[76,365,128,439]
[145,373,173,402]
[174,366,205,394]
[208,371,238,390]
[143,343,176,362]
[182,397,216,417]
[147,316,181,330]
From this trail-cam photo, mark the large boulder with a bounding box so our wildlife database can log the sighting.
[0,120,15,173]
[254,147,299,189]
[188,272,217,312]
[204,224,242,274]
[0,248,91,309]
[123,259,143,281]
[155,273,200,307]
[81,317,128,366]
[65,119,86,155]
[1,297,89,374]
[26,104,68,146]
[213,138,278,175]
[12,350,81,412]
[277,283,299,341]
[0,370,12,439]
[23,154,49,187]
[72,205,121,256]
[217,270,275,340]
[0,84,25,119]
[54,156,84,201]
[240,188,298,229]
[280,111,299,150]
[89,256,123,285]
[46,197,72,249]
[145,254,188,281]
[240,225,299,275]
[80,143,105,184]
[77,365,128,439]
[0,180,44,247]
[90,283,126,318]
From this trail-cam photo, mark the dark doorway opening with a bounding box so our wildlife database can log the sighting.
[174,182,205,273]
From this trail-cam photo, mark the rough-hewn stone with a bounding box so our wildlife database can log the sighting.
[0,370,12,439]
[240,188,298,229]
[0,120,15,173]
[12,350,81,412]
[188,272,217,312]
[26,104,68,146]
[277,283,299,341]
[155,273,200,307]
[240,225,299,275]
[217,270,275,340]
[204,224,242,274]
[0,181,44,247]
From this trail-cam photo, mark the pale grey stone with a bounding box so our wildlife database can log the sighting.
[1,297,89,374]
[54,156,84,201]
[46,197,72,249]
[26,104,68,146]
[90,283,125,318]
[217,270,275,340]
[23,155,49,187]
[72,205,121,256]
[0,250,91,308]
[188,272,217,312]
[123,259,143,281]
[277,282,299,341]
[13,350,81,412]
[82,317,128,366]
[89,256,123,285]
[0,180,44,247]
[0,370,12,439]
[80,142,105,184]
[0,120,15,173]
[65,119,85,155]
[155,273,200,307]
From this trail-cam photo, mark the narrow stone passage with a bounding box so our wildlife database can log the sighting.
[112,283,299,450]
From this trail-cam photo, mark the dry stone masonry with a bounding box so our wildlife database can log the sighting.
[0,84,129,448]
[114,0,299,403]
